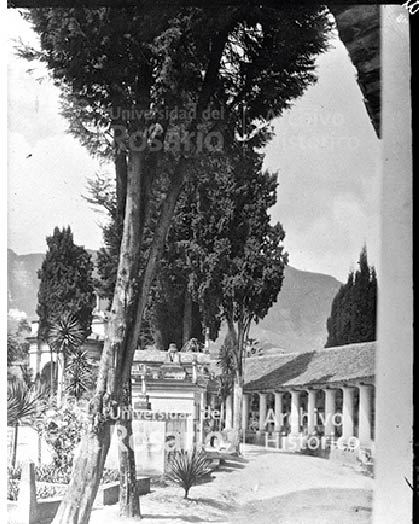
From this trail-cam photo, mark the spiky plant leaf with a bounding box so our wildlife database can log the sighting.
[7,379,47,426]
[166,449,211,499]
[48,313,84,356]
[65,350,92,400]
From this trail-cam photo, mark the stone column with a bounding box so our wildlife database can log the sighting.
[259,393,267,431]
[324,389,337,436]
[358,385,372,446]
[274,392,284,431]
[242,393,249,431]
[225,394,233,430]
[307,389,316,433]
[290,390,301,435]
[342,387,355,442]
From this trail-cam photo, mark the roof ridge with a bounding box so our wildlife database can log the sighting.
[247,341,376,359]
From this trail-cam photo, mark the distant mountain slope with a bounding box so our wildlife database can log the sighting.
[7,248,98,320]
[7,249,341,352]
[251,266,342,352]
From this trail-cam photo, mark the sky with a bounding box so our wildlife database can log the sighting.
[6,10,380,283]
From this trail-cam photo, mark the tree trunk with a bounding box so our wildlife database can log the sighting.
[50,346,54,394]
[51,146,145,524]
[220,399,225,431]
[183,289,193,346]
[121,162,188,386]
[231,318,246,451]
[12,423,18,468]
[38,431,42,466]
[52,423,111,524]
[232,375,243,451]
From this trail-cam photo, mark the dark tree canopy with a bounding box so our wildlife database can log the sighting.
[325,246,377,347]
[37,226,95,339]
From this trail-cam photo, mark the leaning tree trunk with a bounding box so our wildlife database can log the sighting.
[51,146,145,524]
[121,162,188,386]
[112,159,186,517]
[53,422,112,523]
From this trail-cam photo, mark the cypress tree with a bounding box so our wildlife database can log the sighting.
[325,246,377,347]
[37,227,95,340]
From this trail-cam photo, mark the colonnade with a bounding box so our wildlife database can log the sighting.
[224,384,374,447]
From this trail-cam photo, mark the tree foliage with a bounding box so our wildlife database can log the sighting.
[181,147,288,361]
[37,227,95,339]
[325,246,377,347]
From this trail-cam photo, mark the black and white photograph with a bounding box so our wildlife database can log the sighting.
[2,2,414,524]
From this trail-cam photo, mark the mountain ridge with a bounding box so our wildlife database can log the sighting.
[7,248,342,353]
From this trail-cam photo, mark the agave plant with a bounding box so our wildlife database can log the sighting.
[166,449,211,499]
[65,350,92,400]
[48,313,85,405]
[7,378,47,467]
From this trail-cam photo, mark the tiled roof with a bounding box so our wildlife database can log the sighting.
[244,341,376,391]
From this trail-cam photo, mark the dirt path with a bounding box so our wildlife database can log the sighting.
[89,446,374,524]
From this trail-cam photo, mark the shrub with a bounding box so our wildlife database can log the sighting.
[36,484,67,499]
[7,479,67,501]
[35,464,72,484]
[166,449,211,499]
[38,406,83,471]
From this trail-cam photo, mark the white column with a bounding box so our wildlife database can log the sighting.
[225,394,233,430]
[342,387,355,442]
[358,385,372,446]
[307,390,316,433]
[290,391,301,435]
[374,9,412,523]
[324,389,336,436]
[274,392,283,431]
[259,393,267,431]
[242,394,249,431]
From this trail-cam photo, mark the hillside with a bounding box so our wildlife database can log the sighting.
[7,249,341,352]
